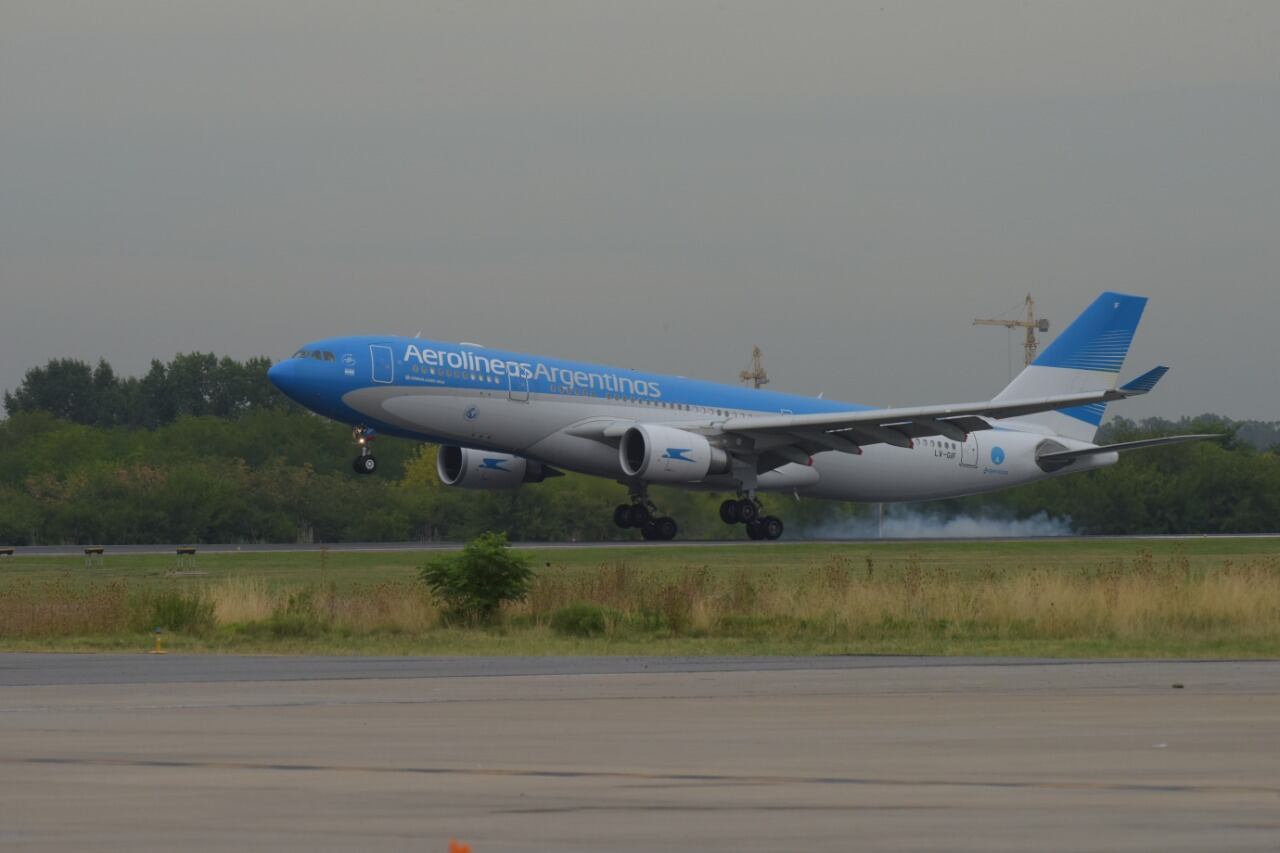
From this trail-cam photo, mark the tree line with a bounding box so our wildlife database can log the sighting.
[0,355,1276,544]
[3,353,291,428]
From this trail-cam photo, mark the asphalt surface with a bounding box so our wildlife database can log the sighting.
[2,655,1277,851]
[7,533,1278,557]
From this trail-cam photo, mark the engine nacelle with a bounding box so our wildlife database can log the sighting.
[436,447,551,489]
[619,424,729,483]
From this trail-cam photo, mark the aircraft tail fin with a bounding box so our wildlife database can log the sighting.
[993,292,1148,442]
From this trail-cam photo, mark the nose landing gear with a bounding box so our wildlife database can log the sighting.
[351,426,377,475]
[720,497,784,540]
[613,485,679,541]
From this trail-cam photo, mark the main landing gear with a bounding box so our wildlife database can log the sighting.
[720,497,784,541]
[351,426,377,475]
[613,487,678,541]
[611,488,783,542]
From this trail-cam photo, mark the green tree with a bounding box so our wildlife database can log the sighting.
[4,359,97,424]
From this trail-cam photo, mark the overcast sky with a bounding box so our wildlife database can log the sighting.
[3,1,1278,420]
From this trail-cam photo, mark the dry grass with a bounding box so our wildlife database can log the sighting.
[0,579,132,637]
[324,583,439,634]
[206,580,440,635]
[2,548,1278,655]
[211,577,277,624]
[517,550,1280,647]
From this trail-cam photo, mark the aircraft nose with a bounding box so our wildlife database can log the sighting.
[267,360,299,396]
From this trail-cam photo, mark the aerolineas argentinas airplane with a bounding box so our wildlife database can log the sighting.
[268,292,1214,540]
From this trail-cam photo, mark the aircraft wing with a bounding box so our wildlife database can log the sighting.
[564,368,1174,473]
[564,418,633,441]
[721,386,1153,449]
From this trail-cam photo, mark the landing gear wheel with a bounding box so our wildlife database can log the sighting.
[640,521,658,541]
[719,499,740,525]
[761,516,784,541]
[614,505,634,529]
[745,520,765,540]
[351,426,377,475]
[627,504,652,528]
[737,499,759,525]
[653,517,678,541]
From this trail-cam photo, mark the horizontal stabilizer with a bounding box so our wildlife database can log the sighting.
[1119,366,1169,394]
[1037,433,1223,463]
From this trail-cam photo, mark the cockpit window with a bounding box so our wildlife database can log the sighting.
[293,349,309,359]
[323,351,336,362]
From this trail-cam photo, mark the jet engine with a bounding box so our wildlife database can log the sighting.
[619,424,730,483]
[436,447,555,489]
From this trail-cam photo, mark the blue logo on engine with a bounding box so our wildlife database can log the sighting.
[991,446,1006,465]
[480,457,509,471]
[663,448,694,462]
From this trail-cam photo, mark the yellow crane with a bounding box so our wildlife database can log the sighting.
[974,293,1050,368]
[740,346,769,389]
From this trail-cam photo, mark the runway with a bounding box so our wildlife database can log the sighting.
[8,532,1278,557]
[1,656,1276,851]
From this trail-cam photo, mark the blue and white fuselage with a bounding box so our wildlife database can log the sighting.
[268,293,1214,538]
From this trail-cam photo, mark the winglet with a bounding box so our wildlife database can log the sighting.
[1120,365,1168,395]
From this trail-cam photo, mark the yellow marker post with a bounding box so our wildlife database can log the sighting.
[150,627,166,655]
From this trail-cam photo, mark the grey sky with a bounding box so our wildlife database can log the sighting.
[3,1,1278,420]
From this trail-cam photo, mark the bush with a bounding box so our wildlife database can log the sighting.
[419,532,533,622]
[138,588,215,634]
[550,603,608,637]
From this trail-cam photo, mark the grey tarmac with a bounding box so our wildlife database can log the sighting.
[7,532,1278,557]
[1,655,1277,851]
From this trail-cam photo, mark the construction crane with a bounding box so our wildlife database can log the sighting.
[974,293,1050,368]
[739,346,769,389]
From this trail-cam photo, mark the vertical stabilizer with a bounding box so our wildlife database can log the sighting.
[993,292,1148,441]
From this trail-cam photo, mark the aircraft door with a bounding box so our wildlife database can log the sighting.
[370,345,394,384]
[508,370,529,402]
[960,432,979,468]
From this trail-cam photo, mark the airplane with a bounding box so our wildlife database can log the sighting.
[268,292,1218,540]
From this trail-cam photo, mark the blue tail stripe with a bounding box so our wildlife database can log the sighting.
[1059,402,1107,426]
[1033,292,1148,373]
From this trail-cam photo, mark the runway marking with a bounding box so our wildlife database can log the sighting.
[6,756,1278,798]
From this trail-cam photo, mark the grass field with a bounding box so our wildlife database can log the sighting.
[2,538,1278,657]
